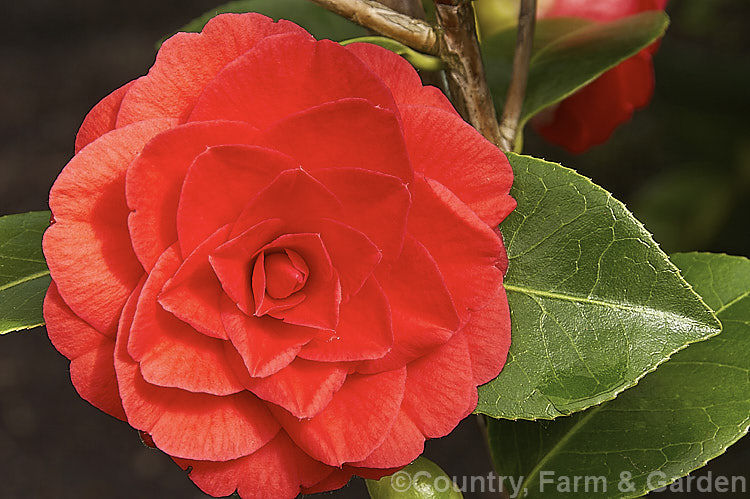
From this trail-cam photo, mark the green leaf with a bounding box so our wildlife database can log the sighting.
[340,37,445,71]
[476,154,720,419]
[163,0,367,45]
[487,252,750,498]
[482,11,669,126]
[0,211,51,334]
[366,457,464,498]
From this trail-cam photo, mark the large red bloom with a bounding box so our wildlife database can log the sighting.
[42,13,515,498]
[533,0,668,153]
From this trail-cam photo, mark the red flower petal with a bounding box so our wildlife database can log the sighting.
[408,177,505,321]
[314,218,381,301]
[128,245,244,396]
[230,168,345,238]
[117,13,309,125]
[463,286,512,385]
[158,225,231,340]
[256,98,412,182]
[44,282,126,420]
[352,410,425,468]
[220,296,317,378]
[301,469,354,495]
[259,234,341,330]
[401,332,477,438]
[209,219,285,315]
[115,283,280,461]
[173,432,331,498]
[263,251,309,299]
[299,277,393,362]
[272,369,407,466]
[245,358,348,419]
[402,105,516,226]
[126,121,259,271]
[74,80,135,153]
[544,0,665,21]
[533,53,654,153]
[177,145,299,258]
[313,168,410,263]
[188,34,398,128]
[346,42,456,112]
[45,118,175,335]
[358,236,460,373]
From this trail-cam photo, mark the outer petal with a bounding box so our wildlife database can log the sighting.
[358,236,460,373]
[256,98,413,182]
[127,245,244,395]
[44,283,126,420]
[352,410,425,468]
[177,145,299,257]
[401,332,477,438]
[188,34,399,128]
[126,121,259,270]
[74,80,135,153]
[245,358,348,419]
[173,432,331,498]
[115,283,280,461]
[463,285,512,385]
[408,177,505,321]
[117,13,310,125]
[45,118,175,335]
[345,42,456,112]
[402,105,515,226]
[272,369,407,466]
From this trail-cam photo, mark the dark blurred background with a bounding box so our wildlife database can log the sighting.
[0,0,748,498]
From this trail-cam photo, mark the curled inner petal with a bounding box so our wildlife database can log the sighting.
[263,250,309,299]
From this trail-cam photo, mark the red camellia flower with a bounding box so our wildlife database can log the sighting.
[42,13,515,498]
[533,0,668,153]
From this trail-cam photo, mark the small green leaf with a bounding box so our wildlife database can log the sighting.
[163,0,367,45]
[366,457,463,498]
[487,252,750,498]
[0,211,51,334]
[340,36,445,71]
[482,11,669,126]
[476,154,720,419]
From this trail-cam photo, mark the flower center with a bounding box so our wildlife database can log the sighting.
[263,250,308,299]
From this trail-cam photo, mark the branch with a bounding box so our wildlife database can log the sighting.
[434,1,504,148]
[309,0,438,54]
[376,0,426,19]
[498,0,537,151]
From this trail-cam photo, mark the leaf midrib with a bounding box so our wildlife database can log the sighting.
[0,270,50,293]
[504,283,715,327]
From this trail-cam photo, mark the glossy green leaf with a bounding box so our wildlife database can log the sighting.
[366,457,463,499]
[0,211,51,334]
[164,0,367,45]
[340,36,445,71]
[487,252,750,498]
[482,11,669,126]
[476,154,720,419]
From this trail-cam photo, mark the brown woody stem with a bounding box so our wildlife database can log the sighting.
[376,0,426,19]
[309,0,438,54]
[434,0,503,148]
[498,0,537,151]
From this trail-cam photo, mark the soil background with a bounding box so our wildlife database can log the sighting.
[1,1,748,498]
